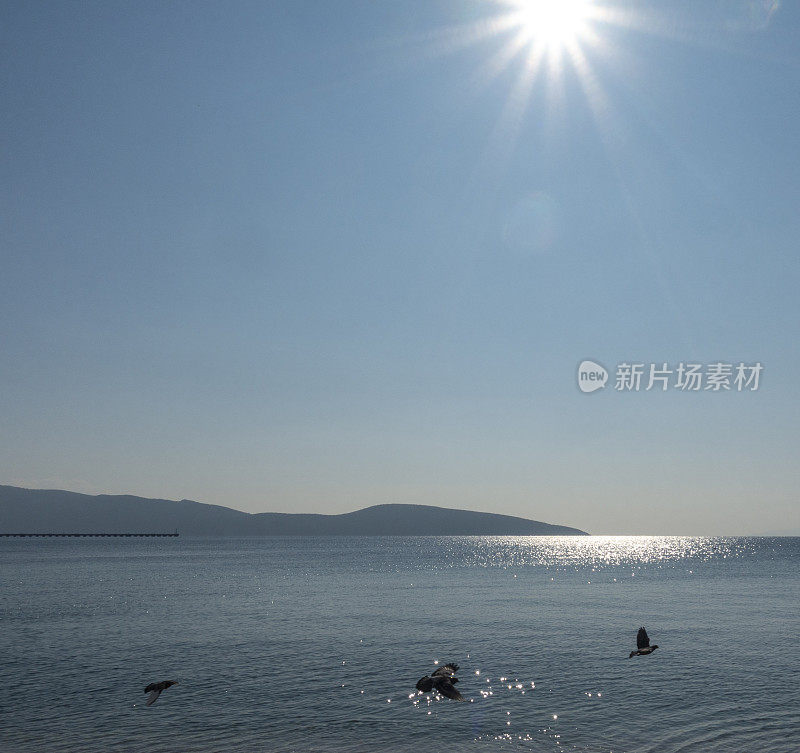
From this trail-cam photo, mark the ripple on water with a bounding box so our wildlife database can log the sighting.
[1,536,797,752]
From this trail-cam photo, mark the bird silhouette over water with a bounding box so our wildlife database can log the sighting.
[143,680,178,706]
[416,663,464,701]
[629,627,659,658]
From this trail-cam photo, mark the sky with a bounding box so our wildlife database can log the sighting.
[2,0,798,534]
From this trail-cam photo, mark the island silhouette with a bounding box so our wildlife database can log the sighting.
[0,485,587,536]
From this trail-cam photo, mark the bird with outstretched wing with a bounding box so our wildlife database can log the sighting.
[416,663,464,701]
[143,680,179,706]
[629,627,659,658]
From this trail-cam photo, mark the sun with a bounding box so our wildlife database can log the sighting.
[512,0,594,50]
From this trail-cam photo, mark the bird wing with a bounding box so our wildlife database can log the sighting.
[145,689,162,706]
[432,663,459,677]
[435,679,464,701]
[637,627,650,649]
[416,676,433,692]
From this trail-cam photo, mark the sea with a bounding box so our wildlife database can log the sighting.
[1,536,798,752]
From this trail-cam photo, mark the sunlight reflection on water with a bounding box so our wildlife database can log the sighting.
[1,536,797,752]
[396,534,766,570]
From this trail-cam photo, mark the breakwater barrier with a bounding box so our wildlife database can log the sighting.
[0,532,179,537]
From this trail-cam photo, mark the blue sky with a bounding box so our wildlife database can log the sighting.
[2,0,798,533]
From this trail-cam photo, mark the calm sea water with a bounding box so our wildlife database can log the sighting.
[1,536,798,752]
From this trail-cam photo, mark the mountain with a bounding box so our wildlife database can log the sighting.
[0,485,588,536]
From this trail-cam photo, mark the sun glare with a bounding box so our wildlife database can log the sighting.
[514,0,593,50]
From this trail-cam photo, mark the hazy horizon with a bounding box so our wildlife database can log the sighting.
[3,1,799,536]
[2,481,797,537]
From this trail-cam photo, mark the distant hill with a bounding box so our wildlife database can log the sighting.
[0,485,588,536]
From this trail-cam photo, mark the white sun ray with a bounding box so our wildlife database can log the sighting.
[472,0,610,177]
[512,0,596,51]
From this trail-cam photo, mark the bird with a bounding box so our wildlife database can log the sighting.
[143,680,178,706]
[415,663,464,701]
[628,627,659,658]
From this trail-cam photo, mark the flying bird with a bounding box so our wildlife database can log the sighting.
[628,627,659,658]
[416,663,464,701]
[143,680,178,706]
